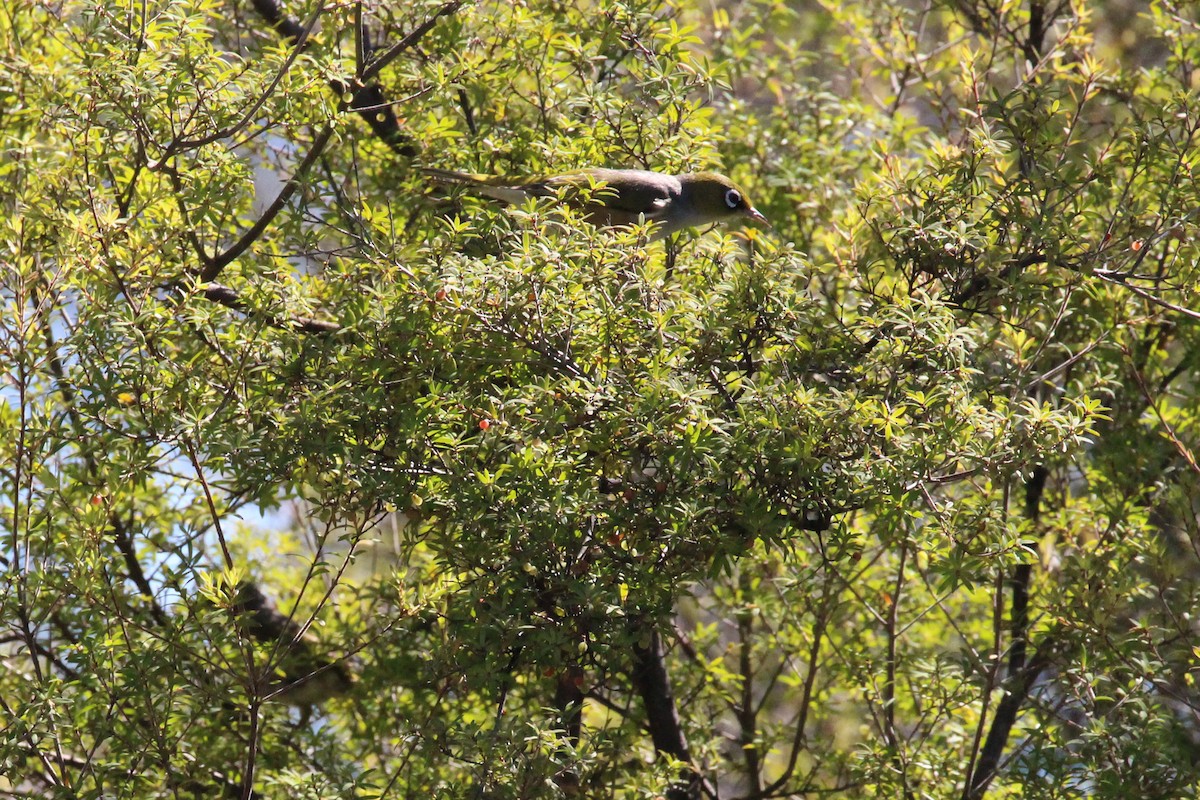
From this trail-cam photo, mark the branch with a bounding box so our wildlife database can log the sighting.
[1009,466,1047,675]
[1023,0,1047,66]
[1128,347,1200,480]
[964,639,1056,799]
[248,0,464,156]
[336,7,430,156]
[230,581,357,707]
[734,595,762,796]
[34,293,172,629]
[223,1,471,282]
[33,287,251,797]
[248,0,307,42]
[1092,270,1200,322]
[962,466,1051,800]
[628,621,702,800]
[361,2,465,83]
[200,282,342,334]
[200,122,335,282]
[760,597,832,796]
[108,511,171,627]
[165,1,323,153]
[334,81,420,156]
[552,665,585,794]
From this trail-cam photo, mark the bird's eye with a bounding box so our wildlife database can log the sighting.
[724,189,742,209]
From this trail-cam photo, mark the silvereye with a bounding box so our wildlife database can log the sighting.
[231,581,356,708]
[421,167,767,239]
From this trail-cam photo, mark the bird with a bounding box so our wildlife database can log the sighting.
[421,167,768,240]
[229,581,357,708]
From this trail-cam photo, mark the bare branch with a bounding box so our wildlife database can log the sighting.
[200,282,342,334]
[629,621,707,800]
[201,122,335,282]
[962,467,1051,800]
[361,2,466,83]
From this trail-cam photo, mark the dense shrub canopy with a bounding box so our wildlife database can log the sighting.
[3,0,1200,797]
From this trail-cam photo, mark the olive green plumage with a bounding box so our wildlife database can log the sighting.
[422,167,767,239]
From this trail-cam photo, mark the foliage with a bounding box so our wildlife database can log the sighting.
[3,0,1200,798]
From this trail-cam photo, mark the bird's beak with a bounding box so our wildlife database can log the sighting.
[746,207,770,227]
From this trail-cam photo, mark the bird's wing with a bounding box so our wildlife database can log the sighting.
[547,169,676,219]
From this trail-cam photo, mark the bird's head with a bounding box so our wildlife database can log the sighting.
[682,171,768,229]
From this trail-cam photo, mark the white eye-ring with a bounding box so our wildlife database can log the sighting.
[724,189,742,209]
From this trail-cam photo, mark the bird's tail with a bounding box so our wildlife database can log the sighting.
[417,167,561,206]
[419,167,543,204]
[418,166,493,185]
